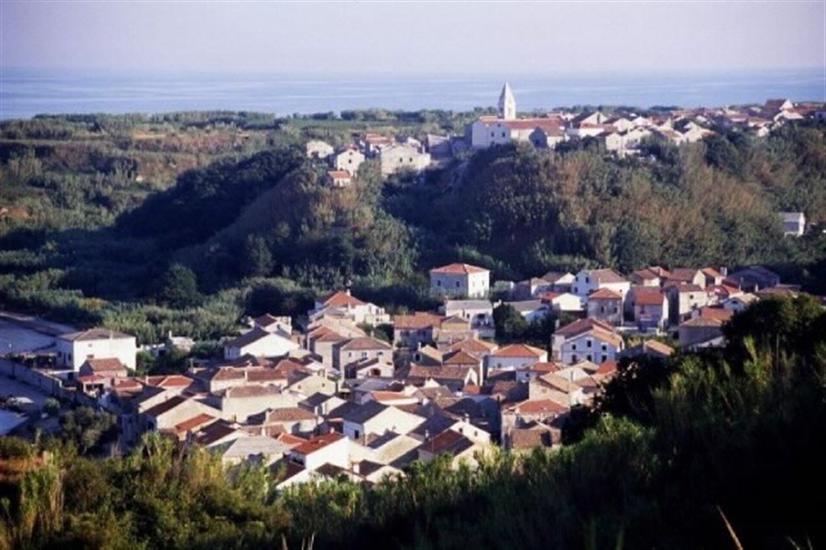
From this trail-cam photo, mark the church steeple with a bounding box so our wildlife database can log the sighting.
[498,82,516,120]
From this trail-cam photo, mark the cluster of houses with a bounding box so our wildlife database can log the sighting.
[307,133,432,188]
[469,83,824,158]
[3,256,807,489]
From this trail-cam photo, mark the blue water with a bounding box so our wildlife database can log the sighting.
[0,67,823,120]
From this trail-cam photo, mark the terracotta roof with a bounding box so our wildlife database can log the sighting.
[442,350,480,365]
[510,399,568,415]
[538,373,581,394]
[195,420,239,446]
[588,269,627,284]
[430,263,489,275]
[263,407,317,423]
[698,307,734,323]
[510,428,555,450]
[642,341,675,356]
[393,312,444,330]
[292,432,345,455]
[408,364,473,382]
[448,338,497,354]
[530,361,560,373]
[322,290,365,308]
[555,318,615,338]
[420,429,473,456]
[493,344,546,358]
[82,358,127,373]
[174,413,215,434]
[668,268,702,283]
[680,317,722,328]
[254,313,283,327]
[340,337,392,351]
[327,170,352,179]
[588,288,622,300]
[276,433,307,446]
[634,289,665,306]
[223,385,284,398]
[596,360,619,375]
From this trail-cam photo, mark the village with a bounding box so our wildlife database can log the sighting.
[0,253,810,488]
[311,83,826,188]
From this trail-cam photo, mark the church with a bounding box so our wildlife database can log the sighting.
[468,83,566,149]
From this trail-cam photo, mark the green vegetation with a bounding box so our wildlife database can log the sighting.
[0,296,823,548]
[1,112,825,344]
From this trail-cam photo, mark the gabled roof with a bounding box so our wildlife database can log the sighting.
[340,337,392,351]
[254,313,284,328]
[420,429,474,456]
[448,338,497,354]
[442,350,480,366]
[82,358,127,372]
[634,288,665,306]
[225,326,288,350]
[430,263,489,275]
[508,399,568,415]
[642,340,675,356]
[59,328,133,342]
[408,364,473,382]
[142,374,194,388]
[492,343,546,358]
[291,432,345,456]
[142,395,189,418]
[587,269,627,284]
[393,312,444,330]
[588,288,622,300]
[554,318,615,338]
[340,400,388,424]
[322,290,365,308]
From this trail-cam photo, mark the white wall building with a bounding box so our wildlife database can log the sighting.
[223,327,298,360]
[379,144,431,177]
[334,148,365,176]
[430,263,490,299]
[55,328,137,371]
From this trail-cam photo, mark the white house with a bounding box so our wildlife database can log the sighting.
[430,263,490,299]
[311,290,390,326]
[341,401,425,443]
[334,147,365,175]
[572,269,631,304]
[326,170,352,188]
[442,299,495,338]
[538,291,583,313]
[223,327,298,360]
[288,432,351,471]
[779,212,806,236]
[552,318,624,365]
[306,140,334,159]
[487,344,548,371]
[55,328,137,371]
[379,144,431,177]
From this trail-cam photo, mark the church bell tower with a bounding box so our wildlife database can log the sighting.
[498,82,516,120]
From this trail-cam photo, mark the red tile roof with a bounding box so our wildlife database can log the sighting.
[588,288,622,300]
[493,344,546,358]
[430,263,489,275]
[322,290,365,308]
[292,432,344,455]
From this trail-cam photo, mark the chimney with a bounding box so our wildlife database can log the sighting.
[720,266,728,277]
[424,429,430,441]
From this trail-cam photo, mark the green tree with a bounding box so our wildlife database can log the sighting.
[241,234,274,278]
[156,264,201,308]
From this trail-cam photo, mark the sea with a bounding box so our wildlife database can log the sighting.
[0,67,824,120]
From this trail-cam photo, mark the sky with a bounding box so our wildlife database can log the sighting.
[0,1,824,75]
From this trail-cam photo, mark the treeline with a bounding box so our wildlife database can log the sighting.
[1,296,824,549]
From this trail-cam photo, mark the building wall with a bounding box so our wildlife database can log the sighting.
[335,150,365,175]
[225,333,298,360]
[430,271,490,299]
[559,333,621,365]
[380,145,431,176]
[56,336,137,371]
[218,391,301,423]
[586,299,623,326]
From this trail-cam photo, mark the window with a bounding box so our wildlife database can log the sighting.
[437,280,441,287]
[354,429,360,439]
[572,354,578,363]
[572,344,577,350]
[587,340,592,348]
[602,344,607,351]
[456,281,460,288]
[501,132,506,138]
[601,354,608,362]
[587,354,592,361]
[491,131,495,137]
[586,277,590,284]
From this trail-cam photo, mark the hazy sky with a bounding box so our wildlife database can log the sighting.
[1,1,824,74]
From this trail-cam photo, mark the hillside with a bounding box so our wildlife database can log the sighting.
[0,112,825,342]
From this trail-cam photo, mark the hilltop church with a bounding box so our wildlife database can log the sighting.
[468,83,566,149]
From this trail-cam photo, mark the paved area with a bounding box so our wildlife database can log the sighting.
[0,372,49,410]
